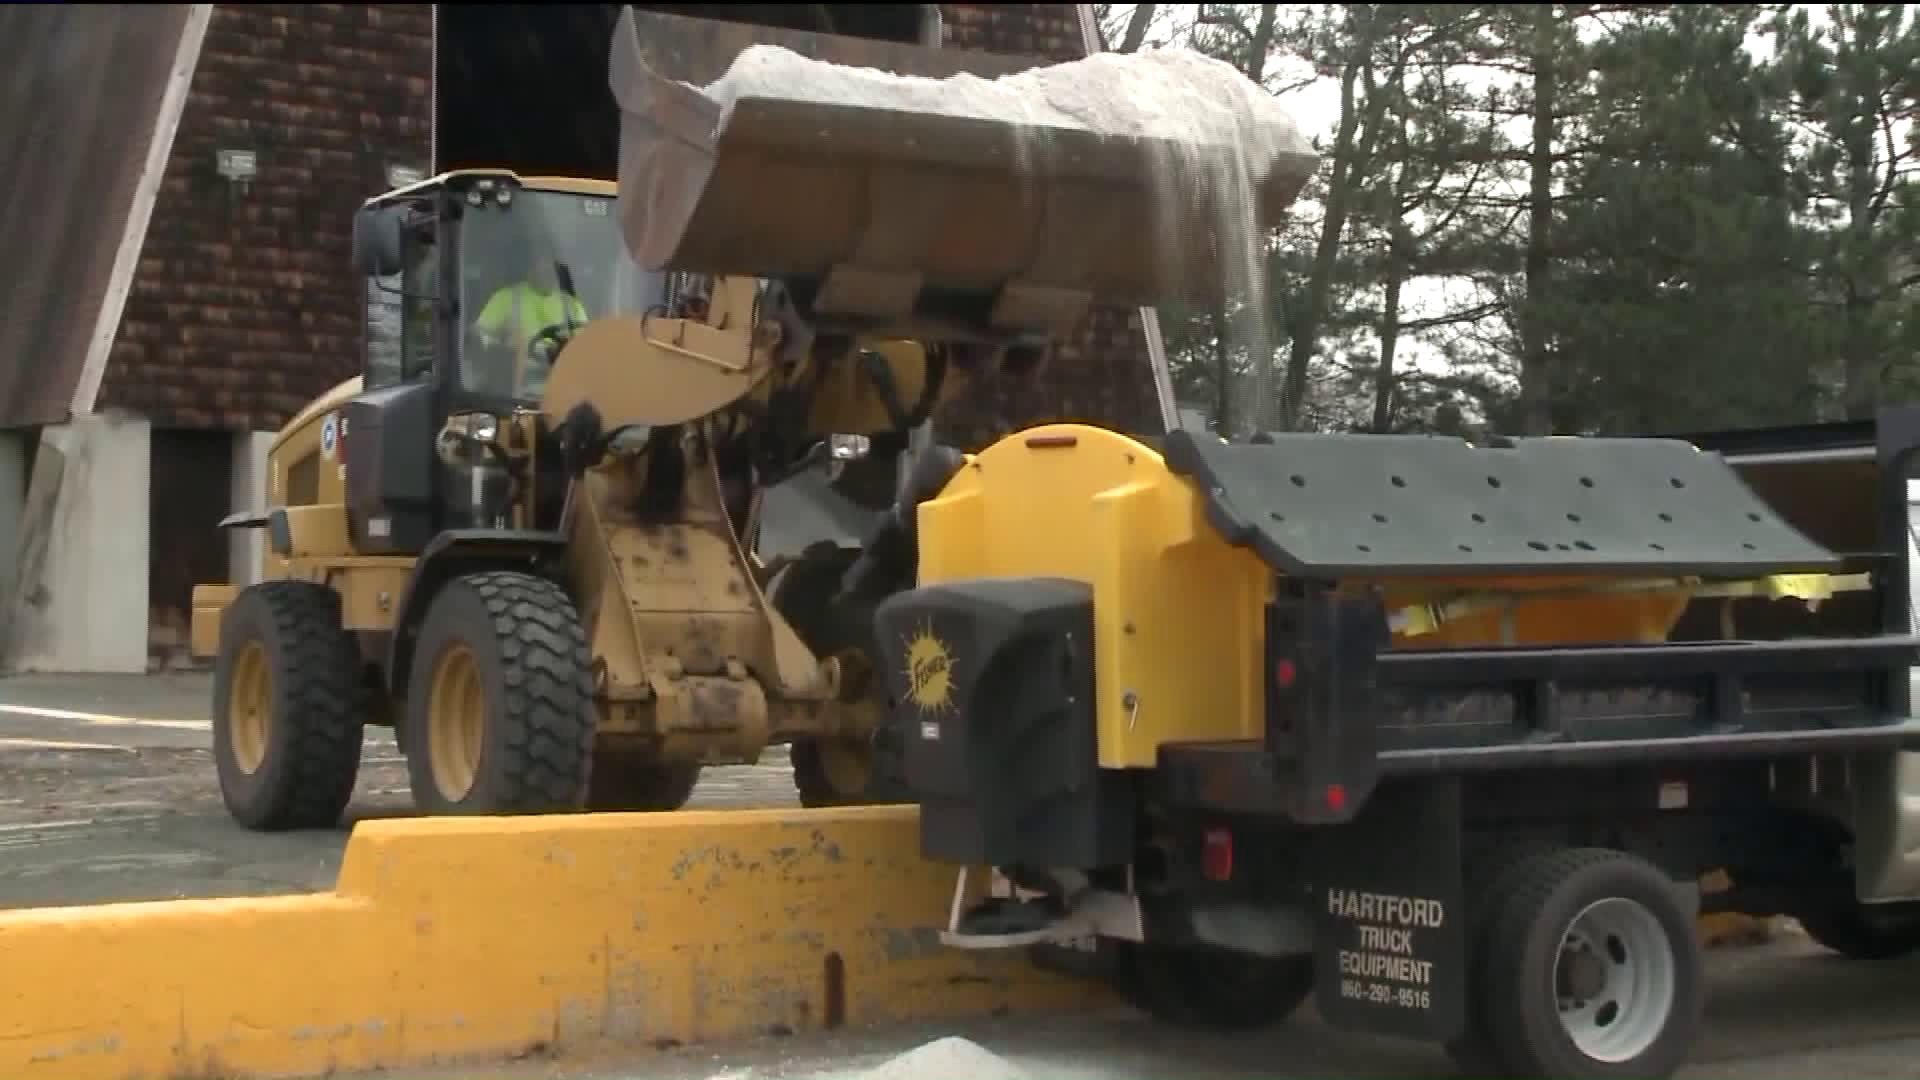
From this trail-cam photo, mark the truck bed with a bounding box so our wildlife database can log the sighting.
[1148,412,1920,820]
[1155,632,1920,816]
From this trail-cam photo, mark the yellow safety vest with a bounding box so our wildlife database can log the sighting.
[475,284,590,343]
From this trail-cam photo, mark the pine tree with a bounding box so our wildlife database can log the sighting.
[1542,4,1820,433]
[1769,3,1920,419]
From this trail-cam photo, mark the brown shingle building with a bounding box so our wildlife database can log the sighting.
[0,3,1172,672]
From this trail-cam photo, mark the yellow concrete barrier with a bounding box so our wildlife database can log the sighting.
[0,806,1107,1080]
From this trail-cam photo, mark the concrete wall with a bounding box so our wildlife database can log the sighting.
[228,430,274,588]
[1,412,151,674]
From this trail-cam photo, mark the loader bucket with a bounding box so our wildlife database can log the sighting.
[610,6,1319,340]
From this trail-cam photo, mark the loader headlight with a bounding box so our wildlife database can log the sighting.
[437,412,503,466]
[828,434,871,462]
[447,412,499,443]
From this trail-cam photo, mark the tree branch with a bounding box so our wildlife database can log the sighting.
[1402,301,1509,333]
[1117,3,1155,53]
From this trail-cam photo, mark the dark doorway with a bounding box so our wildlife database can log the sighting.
[433,3,930,178]
[149,429,234,667]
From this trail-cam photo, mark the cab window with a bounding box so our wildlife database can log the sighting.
[399,219,438,383]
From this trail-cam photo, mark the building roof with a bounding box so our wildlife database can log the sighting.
[0,4,204,428]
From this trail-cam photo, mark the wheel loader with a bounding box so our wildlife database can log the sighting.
[187,7,1314,826]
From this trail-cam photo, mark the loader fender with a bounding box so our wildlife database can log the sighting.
[190,583,242,659]
[385,529,569,697]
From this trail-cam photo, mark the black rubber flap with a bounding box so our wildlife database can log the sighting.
[1160,430,1841,577]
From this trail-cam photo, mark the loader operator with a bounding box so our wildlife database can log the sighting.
[471,226,590,398]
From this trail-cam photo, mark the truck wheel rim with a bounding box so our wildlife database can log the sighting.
[428,644,485,801]
[1554,897,1675,1063]
[228,641,271,774]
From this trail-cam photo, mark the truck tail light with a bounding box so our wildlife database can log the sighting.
[1202,827,1233,882]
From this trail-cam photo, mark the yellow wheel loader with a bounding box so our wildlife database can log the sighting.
[195,164,940,824]
[188,7,1315,828]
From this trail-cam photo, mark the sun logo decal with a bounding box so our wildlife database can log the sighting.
[902,621,956,715]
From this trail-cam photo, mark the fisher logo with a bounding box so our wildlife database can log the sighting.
[320,413,339,459]
[900,621,956,717]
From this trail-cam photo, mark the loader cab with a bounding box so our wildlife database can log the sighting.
[347,169,665,553]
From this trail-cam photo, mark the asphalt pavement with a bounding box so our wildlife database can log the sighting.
[0,670,801,910]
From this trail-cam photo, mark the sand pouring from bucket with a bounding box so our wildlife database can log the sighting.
[607,6,1321,348]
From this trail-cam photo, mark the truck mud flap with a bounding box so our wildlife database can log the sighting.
[1160,429,1840,577]
[1310,778,1466,1042]
[608,8,1319,336]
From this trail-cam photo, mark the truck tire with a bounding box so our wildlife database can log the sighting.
[1478,848,1703,1080]
[1796,901,1920,960]
[1116,943,1313,1031]
[212,581,366,831]
[404,571,594,815]
[1446,845,1557,1075]
[587,750,702,812]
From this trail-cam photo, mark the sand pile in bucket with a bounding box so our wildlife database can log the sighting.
[699,45,1319,429]
[700,44,1309,166]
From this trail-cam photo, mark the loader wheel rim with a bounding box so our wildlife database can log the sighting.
[1553,897,1676,1063]
[818,739,872,796]
[228,641,271,774]
[427,643,486,802]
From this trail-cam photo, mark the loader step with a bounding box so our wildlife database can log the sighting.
[1159,430,1839,578]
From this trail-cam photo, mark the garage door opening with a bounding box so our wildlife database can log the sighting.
[433,3,934,178]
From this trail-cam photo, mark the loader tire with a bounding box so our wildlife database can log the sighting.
[212,581,366,832]
[771,543,911,807]
[587,749,702,812]
[405,570,594,815]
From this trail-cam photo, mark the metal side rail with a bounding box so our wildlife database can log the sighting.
[1158,718,1920,818]
[1159,633,1920,816]
[1372,634,1920,753]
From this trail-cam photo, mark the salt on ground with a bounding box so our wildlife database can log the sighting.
[856,1035,1030,1080]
